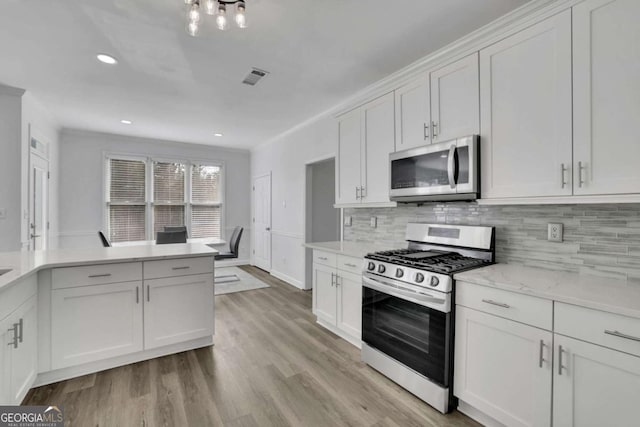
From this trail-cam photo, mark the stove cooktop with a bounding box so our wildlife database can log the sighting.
[365,248,490,275]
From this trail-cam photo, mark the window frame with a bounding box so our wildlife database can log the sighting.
[103,152,225,243]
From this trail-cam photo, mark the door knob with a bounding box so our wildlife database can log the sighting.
[266,227,271,231]
[30,234,41,239]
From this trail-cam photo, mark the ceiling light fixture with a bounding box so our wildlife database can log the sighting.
[96,54,118,65]
[121,120,133,125]
[183,0,247,37]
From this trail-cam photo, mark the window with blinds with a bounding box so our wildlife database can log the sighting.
[153,161,186,235]
[108,158,146,242]
[191,165,221,238]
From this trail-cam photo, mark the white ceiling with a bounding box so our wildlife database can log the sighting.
[0,0,529,149]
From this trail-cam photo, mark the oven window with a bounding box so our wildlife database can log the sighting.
[362,287,449,386]
[391,149,452,190]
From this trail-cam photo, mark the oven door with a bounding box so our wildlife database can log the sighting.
[362,276,451,387]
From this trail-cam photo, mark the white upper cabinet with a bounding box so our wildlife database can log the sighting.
[362,92,395,204]
[395,74,430,151]
[335,93,396,207]
[573,0,640,195]
[480,10,572,199]
[430,53,480,143]
[336,108,362,205]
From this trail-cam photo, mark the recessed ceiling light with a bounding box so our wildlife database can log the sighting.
[121,120,132,125]
[97,54,118,65]
[214,133,223,137]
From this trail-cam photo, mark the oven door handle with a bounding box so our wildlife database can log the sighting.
[362,275,450,313]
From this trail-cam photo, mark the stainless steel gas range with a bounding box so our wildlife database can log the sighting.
[361,223,495,413]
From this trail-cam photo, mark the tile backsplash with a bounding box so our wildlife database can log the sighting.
[343,203,640,283]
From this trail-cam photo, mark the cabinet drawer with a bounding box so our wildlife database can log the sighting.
[555,303,640,357]
[0,274,37,322]
[52,262,142,289]
[337,255,362,275]
[143,256,213,280]
[313,251,337,268]
[456,281,552,330]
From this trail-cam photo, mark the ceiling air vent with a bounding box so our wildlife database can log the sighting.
[242,68,269,86]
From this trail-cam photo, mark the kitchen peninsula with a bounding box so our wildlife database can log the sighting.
[0,243,217,405]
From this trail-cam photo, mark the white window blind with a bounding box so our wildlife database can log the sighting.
[153,161,186,237]
[191,165,221,238]
[108,159,146,243]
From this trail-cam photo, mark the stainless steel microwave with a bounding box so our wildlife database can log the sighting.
[389,135,479,202]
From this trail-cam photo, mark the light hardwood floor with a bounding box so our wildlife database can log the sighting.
[24,265,480,427]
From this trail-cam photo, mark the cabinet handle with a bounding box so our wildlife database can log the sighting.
[558,345,566,375]
[136,286,139,304]
[538,340,546,368]
[432,121,438,138]
[18,318,23,343]
[7,323,18,349]
[318,257,328,261]
[356,187,360,200]
[360,186,366,199]
[335,275,341,286]
[604,330,640,343]
[88,273,112,278]
[344,263,357,268]
[330,273,334,287]
[481,299,510,309]
[147,285,150,302]
[561,163,568,188]
[171,266,190,270]
[578,161,585,188]
[423,123,430,140]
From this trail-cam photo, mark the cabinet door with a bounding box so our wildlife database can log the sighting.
[336,270,362,341]
[313,263,337,325]
[336,108,362,205]
[573,0,640,195]
[395,74,430,151]
[480,11,572,198]
[553,334,640,427]
[362,92,395,204]
[430,53,479,143]
[51,282,143,369]
[10,295,37,404]
[144,273,214,350]
[454,306,552,427]
[0,315,13,404]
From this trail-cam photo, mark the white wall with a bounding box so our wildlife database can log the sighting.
[251,116,336,288]
[58,129,251,260]
[310,159,339,242]
[0,86,24,252]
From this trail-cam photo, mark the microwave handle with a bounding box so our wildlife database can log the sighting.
[447,145,457,189]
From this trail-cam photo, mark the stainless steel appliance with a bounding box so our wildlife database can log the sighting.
[389,135,479,202]
[361,223,495,413]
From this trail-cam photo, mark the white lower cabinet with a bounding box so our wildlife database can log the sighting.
[454,306,552,427]
[312,250,362,346]
[553,334,640,427]
[51,281,144,369]
[144,273,214,350]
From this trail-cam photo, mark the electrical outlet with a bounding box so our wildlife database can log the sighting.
[548,223,563,242]
[343,215,352,227]
[370,217,377,228]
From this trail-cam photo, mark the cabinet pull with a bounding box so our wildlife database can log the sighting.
[7,323,18,349]
[423,123,430,140]
[356,187,360,200]
[88,273,112,278]
[344,263,357,268]
[604,330,640,343]
[171,266,190,270]
[481,299,510,309]
[335,275,341,286]
[318,257,328,261]
[18,318,23,343]
[538,340,545,368]
[558,345,566,375]
[578,161,585,188]
[136,286,139,304]
[561,163,568,188]
[147,285,150,302]
[432,121,438,138]
[360,186,366,198]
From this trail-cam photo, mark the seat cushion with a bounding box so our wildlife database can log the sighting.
[215,252,237,260]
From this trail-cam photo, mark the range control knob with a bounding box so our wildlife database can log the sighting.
[429,276,440,287]
[367,262,376,271]
[378,264,386,274]
[415,273,425,283]
[395,268,404,278]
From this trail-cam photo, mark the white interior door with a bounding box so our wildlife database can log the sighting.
[29,153,49,251]
[253,174,272,271]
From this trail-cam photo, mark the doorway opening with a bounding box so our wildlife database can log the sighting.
[305,157,340,289]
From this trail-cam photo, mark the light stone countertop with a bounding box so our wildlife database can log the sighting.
[0,243,218,292]
[303,241,389,259]
[455,263,640,320]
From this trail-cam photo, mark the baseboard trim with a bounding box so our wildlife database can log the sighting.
[316,318,362,349]
[33,336,214,388]
[270,269,305,290]
[457,400,507,427]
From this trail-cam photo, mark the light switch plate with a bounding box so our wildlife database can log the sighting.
[343,215,352,227]
[370,217,377,228]
[548,223,563,242]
